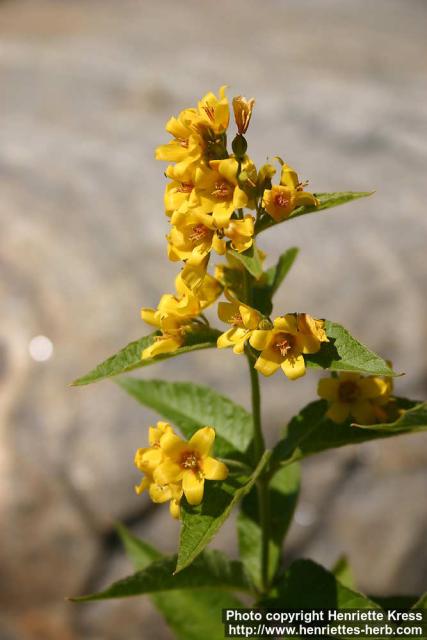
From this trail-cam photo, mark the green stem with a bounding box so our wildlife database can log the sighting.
[247,355,270,595]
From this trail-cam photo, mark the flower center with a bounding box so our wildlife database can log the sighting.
[230,312,243,327]
[274,193,290,208]
[273,333,294,357]
[212,180,232,200]
[189,223,210,243]
[181,451,200,470]
[178,182,193,193]
[338,381,360,404]
[202,104,215,123]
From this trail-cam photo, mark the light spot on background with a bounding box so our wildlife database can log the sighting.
[28,335,54,362]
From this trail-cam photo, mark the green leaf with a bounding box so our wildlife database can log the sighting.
[252,247,299,315]
[270,398,422,468]
[412,592,427,609]
[265,558,380,609]
[177,451,271,573]
[332,555,356,590]
[71,326,220,386]
[256,191,373,234]
[354,401,427,432]
[228,244,263,279]
[72,548,253,602]
[306,320,397,376]
[117,525,244,640]
[116,377,253,460]
[268,247,299,296]
[238,462,300,589]
[117,523,160,569]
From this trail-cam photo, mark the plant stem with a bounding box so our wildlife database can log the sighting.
[248,358,264,463]
[247,355,270,594]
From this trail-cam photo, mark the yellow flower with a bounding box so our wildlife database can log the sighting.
[164,177,195,217]
[175,265,222,306]
[141,267,221,359]
[197,86,229,134]
[154,426,228,506]
[318,372,393,424]
[140,311,187,358]
[223,215,255,253]
[217,295,262,354]
[168,208,226,265]
[249,314,328,380]
[134,421,173,473]
[262,163,318,222]
[155,108,203,180]
[232,96,255,135]
[134,422,184,519]
[190,158,250,227]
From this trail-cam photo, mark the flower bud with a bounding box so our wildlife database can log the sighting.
[232,96,255,135]
[232,134,248,159]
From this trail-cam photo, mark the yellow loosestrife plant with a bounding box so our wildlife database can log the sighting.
[71,87,427,636]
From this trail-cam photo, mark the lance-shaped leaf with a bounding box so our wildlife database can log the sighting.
[412,592,427,609]
[72,548,254,602]
[255,191,373,234]
[116,377,253,460]
[72,326,220,386]
[267,247,299,296]
[305,321,396,376]
[270,398,423,468]
[264,558,380,609]
[252,247,299,315]
[354,401,427,432]
[237,462,300,589]
[117,526,244,640]
[228,244,263,279]
[332,555,356,590]
[177,451,270,573]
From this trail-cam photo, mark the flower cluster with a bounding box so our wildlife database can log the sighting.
[134,422,228,518]
[140,86,324,381]
[318,372,394,424]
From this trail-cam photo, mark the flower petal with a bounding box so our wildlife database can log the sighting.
[154,460,183,485]
[160,431,187,460]
[326,402,350,423]
[249,329,271,351]
[281,354,306,380]
[359,377,388,399]
[188,426,215,456]
[352,400,376,425]
[169,498,181,519]
[202,456,228,481]
[317,378,340,401]
[182,470,205,505]
[255,349,282,377]
[149,482,173,504]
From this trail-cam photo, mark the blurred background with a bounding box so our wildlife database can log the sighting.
[1,0,427,638]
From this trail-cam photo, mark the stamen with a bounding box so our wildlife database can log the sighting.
[181,452,200,470]
[273,333,294,357]
[212,181,232,199]
[178,182,193,193]
[230,312,243,327]
[202,104,215,122]
[189,223,210,243]
[274,193,290,208]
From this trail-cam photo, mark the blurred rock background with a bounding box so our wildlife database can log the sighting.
[1,0,427,637]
